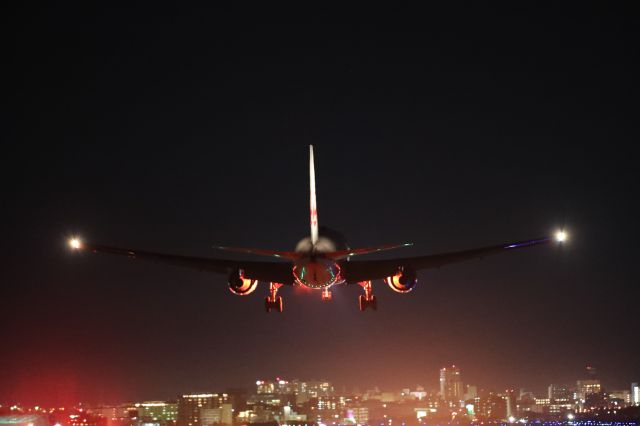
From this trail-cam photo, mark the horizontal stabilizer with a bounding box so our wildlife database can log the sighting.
[325,243,413,260]
[213,246,301,260]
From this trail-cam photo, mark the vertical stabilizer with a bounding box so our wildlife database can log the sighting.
[309,145,319,246]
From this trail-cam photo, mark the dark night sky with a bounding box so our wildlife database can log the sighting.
[3,5,639,405]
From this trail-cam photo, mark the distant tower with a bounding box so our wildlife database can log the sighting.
[632,383,640,406]
[505,389,516,418]
[576,367,601,404]
[440,366,464,403]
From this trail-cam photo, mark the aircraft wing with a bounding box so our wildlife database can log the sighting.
[76,243,294,285]
[341,237,555,283]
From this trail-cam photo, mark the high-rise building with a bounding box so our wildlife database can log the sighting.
[177,394,230,426]
[576,380,601,402]
[632,383,640,406]
[439,366,463,403]
[504,389,516,418]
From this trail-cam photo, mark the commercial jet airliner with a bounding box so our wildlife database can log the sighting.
[68,145,566,312]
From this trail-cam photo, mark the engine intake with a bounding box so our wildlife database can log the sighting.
[228,269,258,296]
[384,267,417,293]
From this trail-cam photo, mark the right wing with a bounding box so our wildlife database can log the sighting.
[76,242,294,285]
[341,237,554,283]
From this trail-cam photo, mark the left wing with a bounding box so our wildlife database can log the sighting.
[74,242,294,284]
[341,237,554,283]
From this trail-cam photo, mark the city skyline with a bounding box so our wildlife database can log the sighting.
[2,366,637,407]
[2,373,639,426]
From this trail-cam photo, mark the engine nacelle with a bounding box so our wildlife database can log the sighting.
[228,269,258,296]
[384,267,417,293]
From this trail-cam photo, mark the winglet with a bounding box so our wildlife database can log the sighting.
[309,145,319,246]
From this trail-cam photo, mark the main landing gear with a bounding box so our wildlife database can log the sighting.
[358,280,377,311]
[265,282,284,313]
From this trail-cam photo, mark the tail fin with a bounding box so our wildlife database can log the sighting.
[324,243,413,260]
[309,145,319,246]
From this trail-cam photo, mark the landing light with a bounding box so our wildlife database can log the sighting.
[555,230,567,243]
[69,237,82,250]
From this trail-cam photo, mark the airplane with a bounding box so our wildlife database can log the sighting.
[68,145,567,313]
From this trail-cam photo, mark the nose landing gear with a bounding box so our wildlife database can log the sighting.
[321,287,332,301]
[357,280,377,311]
[265,282,284,313]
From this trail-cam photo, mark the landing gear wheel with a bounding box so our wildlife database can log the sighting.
[265,296,284,313]
[265,282,284,313]
[359,295,377,311]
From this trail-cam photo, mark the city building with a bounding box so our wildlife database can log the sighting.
[474,393,506,420]
[276,406,307,423]
[344,406,368,425]
[464,385,478,401]
[176,394,229,426]
[632,383,640,406]
[504,389,516,418]
[548,384,572,403]
[439,366,463,404]
[608,390,631,406]
[135,402,177,424]
[256,378,292,395]
[576,380,601,402]
[255,378,333,405]
[199,404,232,426]
[89,404,136,422]
[532,398,551,414]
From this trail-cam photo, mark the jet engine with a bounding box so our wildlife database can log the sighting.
[384,267,417,293]
[228,269,258,296]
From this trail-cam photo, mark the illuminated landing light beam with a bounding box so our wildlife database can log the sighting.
[555,230,567,242]
[68,237,82,250]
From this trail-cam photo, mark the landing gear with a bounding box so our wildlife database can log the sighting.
[265,282,284,313]
[357,281,377,311]
[321,288,332,301]
[265,296,283,313]
[358,294,377,311]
